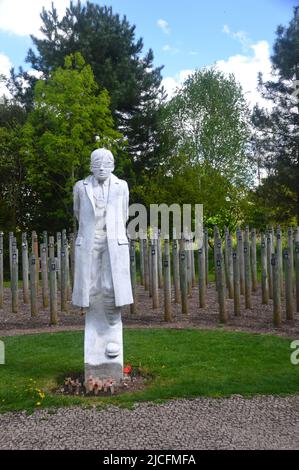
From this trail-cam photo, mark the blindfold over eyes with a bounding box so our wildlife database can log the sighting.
[91,162,114,169]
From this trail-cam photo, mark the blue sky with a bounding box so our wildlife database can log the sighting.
[0,0,297,106]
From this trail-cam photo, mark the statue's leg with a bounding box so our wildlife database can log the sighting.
[84,239,123,384]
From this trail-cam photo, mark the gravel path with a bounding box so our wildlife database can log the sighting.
[0,395,298,450]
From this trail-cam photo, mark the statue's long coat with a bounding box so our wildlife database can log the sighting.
[72,173,133,308]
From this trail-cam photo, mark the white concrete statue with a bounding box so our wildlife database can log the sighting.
[72,148,133,383]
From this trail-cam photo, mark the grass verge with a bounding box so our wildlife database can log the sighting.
[0,328,298,413]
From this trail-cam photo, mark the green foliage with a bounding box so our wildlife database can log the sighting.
[0,329,298,413]
[140,68,253,230]
[251,7,299,225]
[21,52,122,231]
[9,1,164,181]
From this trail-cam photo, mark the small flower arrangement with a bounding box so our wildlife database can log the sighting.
[84,376,116,395]
[61,364,148,397]
[63,377,83,395]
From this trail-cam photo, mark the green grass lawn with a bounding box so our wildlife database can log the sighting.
[0,328,298,413]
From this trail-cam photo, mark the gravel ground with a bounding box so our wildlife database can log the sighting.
[0,395,298,450]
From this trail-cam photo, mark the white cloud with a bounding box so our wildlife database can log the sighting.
[222,24,230,35]
[162,44,180,55]
[222,24,251,51]
[157,19,170,35]
[215,40,272,108]
[189,51,198,56]
[27,69,43,79]
[161,69,194,99]
[0,52,12,98]
[0,0,72,37]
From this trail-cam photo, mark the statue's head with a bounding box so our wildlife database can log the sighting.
[90,148,114,182]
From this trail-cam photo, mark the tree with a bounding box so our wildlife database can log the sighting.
[8,1,165,182]
[145,68,253,230]
[251,6,299,224]
[0,97,30,231]
[21,52,122,232]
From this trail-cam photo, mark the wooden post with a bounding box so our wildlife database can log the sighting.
[148,238,153,298]
[64,237,71,302]
[21,233,29,304]
[295,241,299,313]
[260,233,269,304]
[11,239,18,313]
[244,233,252,309]
[287,227,294,292]
[151,237,159,308]
[32,231,39,293]
[251,228,258,292]
[277,226,283,298]
[60,241,68,312]
[56,232,61,289]
[237,229,245,295]
[0,232,3,309]
[213,226,219,285]
[233,251,241,316]
[226,234,234,299]
[130,240,137,314]
[179,238,188,315]
[163,237,172,321]
[172,238,180,303]
[49,235,55,271]
[215,237,225,298]
[204,227,209,285]
[270,226,275,253]
[49,257,58,325]
[69,233,75,289]
[266,231,273,299]
[40,243,49,308]
[216,252,227,323]
[272,253,281,327]
[191,240,196,288]
[29,253,37,316]
[283,248,294,320]
[198,244,206,308]
[9,231,13,280]
[139,236,144,286]
[143,238,149,291]
[43,231,48,259]
[224,229,229,291]
[186,237,192,295]
[157,231,163,289]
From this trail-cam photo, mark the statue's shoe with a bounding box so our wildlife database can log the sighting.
[105,342,120,358]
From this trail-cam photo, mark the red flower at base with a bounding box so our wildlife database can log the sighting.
[123,365,132,375]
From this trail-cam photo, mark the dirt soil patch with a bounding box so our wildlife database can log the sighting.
[0,283,298,338]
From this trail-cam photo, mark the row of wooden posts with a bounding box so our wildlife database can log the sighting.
[0,226,299,327]
[0,230,73,325]
[131,226,299,326]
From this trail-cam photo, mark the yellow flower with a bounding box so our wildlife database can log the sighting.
[36,402,41,406]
